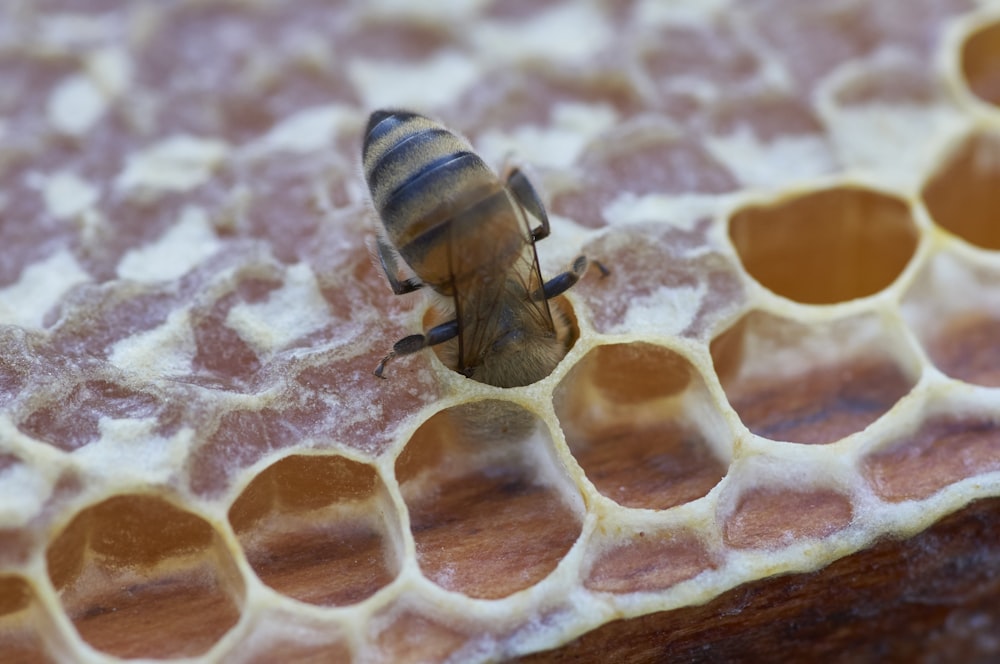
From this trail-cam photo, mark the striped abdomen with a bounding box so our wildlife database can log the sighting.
[362,110,508,288]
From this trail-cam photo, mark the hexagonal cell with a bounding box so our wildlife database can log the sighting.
[902,249,1000,386]
[396,400,584,599]
[228,454,398,606]
[712,311,920,444]
[17,378,180,452]
[550,118,738,228]
[862,397,1000,503]
[226,613,353,664]
[723,487,854,549]
[0,575,54,663]
[370,604,473,664]
[553,343,731,509]
[45,494,243,659]
[922,131,1000,251]
[729,186,918,304]
[571,221,747,341]
[422,295,581,388]
[960,19,1000,107]
[584,529,718,594]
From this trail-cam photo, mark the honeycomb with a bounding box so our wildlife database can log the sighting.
[2,0,1000,662]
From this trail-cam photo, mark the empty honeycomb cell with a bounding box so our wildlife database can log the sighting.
[960,19,1000,107]
[553,343,730,509]
[922,131,1000,251]
[722,486,855,549]
[45,494,243,659]
[902,250,1000,387]
[371,607,472,664]
[228,618,353,664]
[584,530,717,594]
[712,311,919,444]
[243,639,352,664]
[928,314,1000,386]
[863,412,1000,503]
[728,186,918,304]
[0,575,52,664]
[396,400,583,599]
[229,454,398,606]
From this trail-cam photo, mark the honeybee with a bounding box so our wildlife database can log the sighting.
[363,110,607,388]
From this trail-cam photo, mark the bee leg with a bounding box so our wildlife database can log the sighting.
[506,168,550,242]
[377,237,423,295]
[373,319,459,378]
[538,255,610,300]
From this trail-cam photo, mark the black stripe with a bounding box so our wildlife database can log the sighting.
[363,110,421,158]
[368,128,455,188]
[381,152,483,225]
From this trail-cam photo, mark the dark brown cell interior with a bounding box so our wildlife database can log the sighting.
[585,531,717,594]
[554,343,728,510]
[240,638,352,664]
[228,454,396,606]
[45,494,242,659]
[396,400,581,599]
[961,20,1000,107]
[711,315,916,444]
[922,132,1000,251]
[729,187,918,304]
[0,575,51,663]
[863,415,1000,503]
[0,575,33,616]
[722,487,854,549]
[373,609,471,664]
[926,313,1000,387]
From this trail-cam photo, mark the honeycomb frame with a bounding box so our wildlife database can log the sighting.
[2,1,1000,662]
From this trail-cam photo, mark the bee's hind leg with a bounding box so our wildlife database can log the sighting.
[506,168,550,242]
[374,319,459,378]
[538,255,610,300]
[377,237,423,295]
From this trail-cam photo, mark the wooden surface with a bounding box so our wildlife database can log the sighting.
[525,497,1000,663]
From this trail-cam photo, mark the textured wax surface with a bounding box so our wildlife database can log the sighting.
[2,0,1000,662]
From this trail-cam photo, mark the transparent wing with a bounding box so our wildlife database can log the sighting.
[446,188,556,376]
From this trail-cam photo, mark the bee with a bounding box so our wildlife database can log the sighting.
[363,109,607,388]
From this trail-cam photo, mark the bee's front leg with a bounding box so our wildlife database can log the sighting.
[537,255,610,301]
[373,319,459,378]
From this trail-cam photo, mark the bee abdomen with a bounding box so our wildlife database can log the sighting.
[363,110,496,245]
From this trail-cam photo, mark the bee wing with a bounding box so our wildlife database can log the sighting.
[448,190,556,375]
